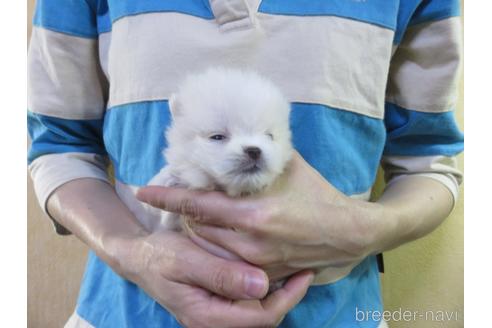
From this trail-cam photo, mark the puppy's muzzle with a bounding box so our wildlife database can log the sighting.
[243,146,262,160]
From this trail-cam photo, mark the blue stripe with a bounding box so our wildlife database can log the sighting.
[258,0,399,30]
[77,251,382,327]
[95,0,112,34]
[280,256,382,328]
[32,1,460,41]
[409,0,460,26]
[103,101,171,187]
[108,0,214,23]
[290,103,385,195]
[97,11,112,35]
[393,0,460,45]
[28,111,106,164]
[103,101,386,195]
[393,0,421,45]
[77,251,182,327]
[32,0,99,38]
[383,103,464,157]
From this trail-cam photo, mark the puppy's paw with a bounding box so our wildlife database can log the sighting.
[148,167,182,187]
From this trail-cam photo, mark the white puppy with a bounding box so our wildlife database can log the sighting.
[143,68,293,230]
[117,68,293,288]
[152,68,292,194]
[122,68,292,242]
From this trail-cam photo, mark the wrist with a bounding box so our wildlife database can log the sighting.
[98,228,151,280]
[347,198,399,256]
[363,200,401,255]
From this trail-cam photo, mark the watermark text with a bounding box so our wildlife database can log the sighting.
[355,307,461,322]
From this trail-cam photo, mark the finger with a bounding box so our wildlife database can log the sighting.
[204,270,314,328]
[190,224,263,261]
[186,228,244,261]
[192,295,267,328]
[191,225,326,266]
[137,186,259,230]
[177,242,269,300]
[190,224,360,273]
[261,270,314,316]
[153,278,212,315]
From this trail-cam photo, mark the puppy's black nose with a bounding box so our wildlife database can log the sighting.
[244,147,262,160]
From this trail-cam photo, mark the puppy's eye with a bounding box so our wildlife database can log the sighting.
[266,133,274,140]
[209,134,227,141]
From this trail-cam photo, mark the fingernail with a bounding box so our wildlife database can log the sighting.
[244,272,267,298]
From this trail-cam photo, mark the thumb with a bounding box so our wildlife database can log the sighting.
[262,270,314,316]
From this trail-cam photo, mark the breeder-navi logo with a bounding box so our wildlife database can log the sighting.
[355,307,460,322]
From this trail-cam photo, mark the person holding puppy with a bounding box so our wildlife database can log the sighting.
[28,0,463,327]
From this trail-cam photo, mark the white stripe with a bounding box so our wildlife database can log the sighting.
[386,17,462,112]
[382,155,462,202]
[29,152,109,213]
[28,27,108,120]
[349,189,372,201]
[98,31,111,80]
[106,12,393,118]
[209,0,258,31]
[65,311,95,328]
[312,260,361,286]
[382,155,461,182]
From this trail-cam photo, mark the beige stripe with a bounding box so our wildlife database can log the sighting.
[381,155,462,202]
[28,27,108,120]
[386,17,462,112]
[106,12,393,118]
[381,155,461,182]
[210,0,254,31]
[349,189,372,201]
[98,31,111,80]
[65,311,95,328]
[29,152,109,213]
[312,261,361,285]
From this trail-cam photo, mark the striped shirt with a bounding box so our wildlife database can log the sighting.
[28,0,464,327]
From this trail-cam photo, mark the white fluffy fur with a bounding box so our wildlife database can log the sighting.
[126,68,293,233]
[151,67,293,197]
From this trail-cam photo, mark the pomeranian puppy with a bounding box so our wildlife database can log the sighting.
[140,68,293,230]
[118,68,293,287]
[121,67,292,263]
[151,68,292,194]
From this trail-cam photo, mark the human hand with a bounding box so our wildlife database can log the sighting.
[112,229,314,327]
[137,152,387,283]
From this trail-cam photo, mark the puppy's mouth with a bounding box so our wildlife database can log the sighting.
[230,160,265,176]
[241,163,262,174]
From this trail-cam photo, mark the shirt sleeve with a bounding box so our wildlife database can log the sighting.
[28,0,109,234]
[382,0,464,204]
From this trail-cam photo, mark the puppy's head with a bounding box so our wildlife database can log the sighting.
[165,68,293,196]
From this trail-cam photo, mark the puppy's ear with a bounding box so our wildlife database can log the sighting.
[168,94,182,118]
